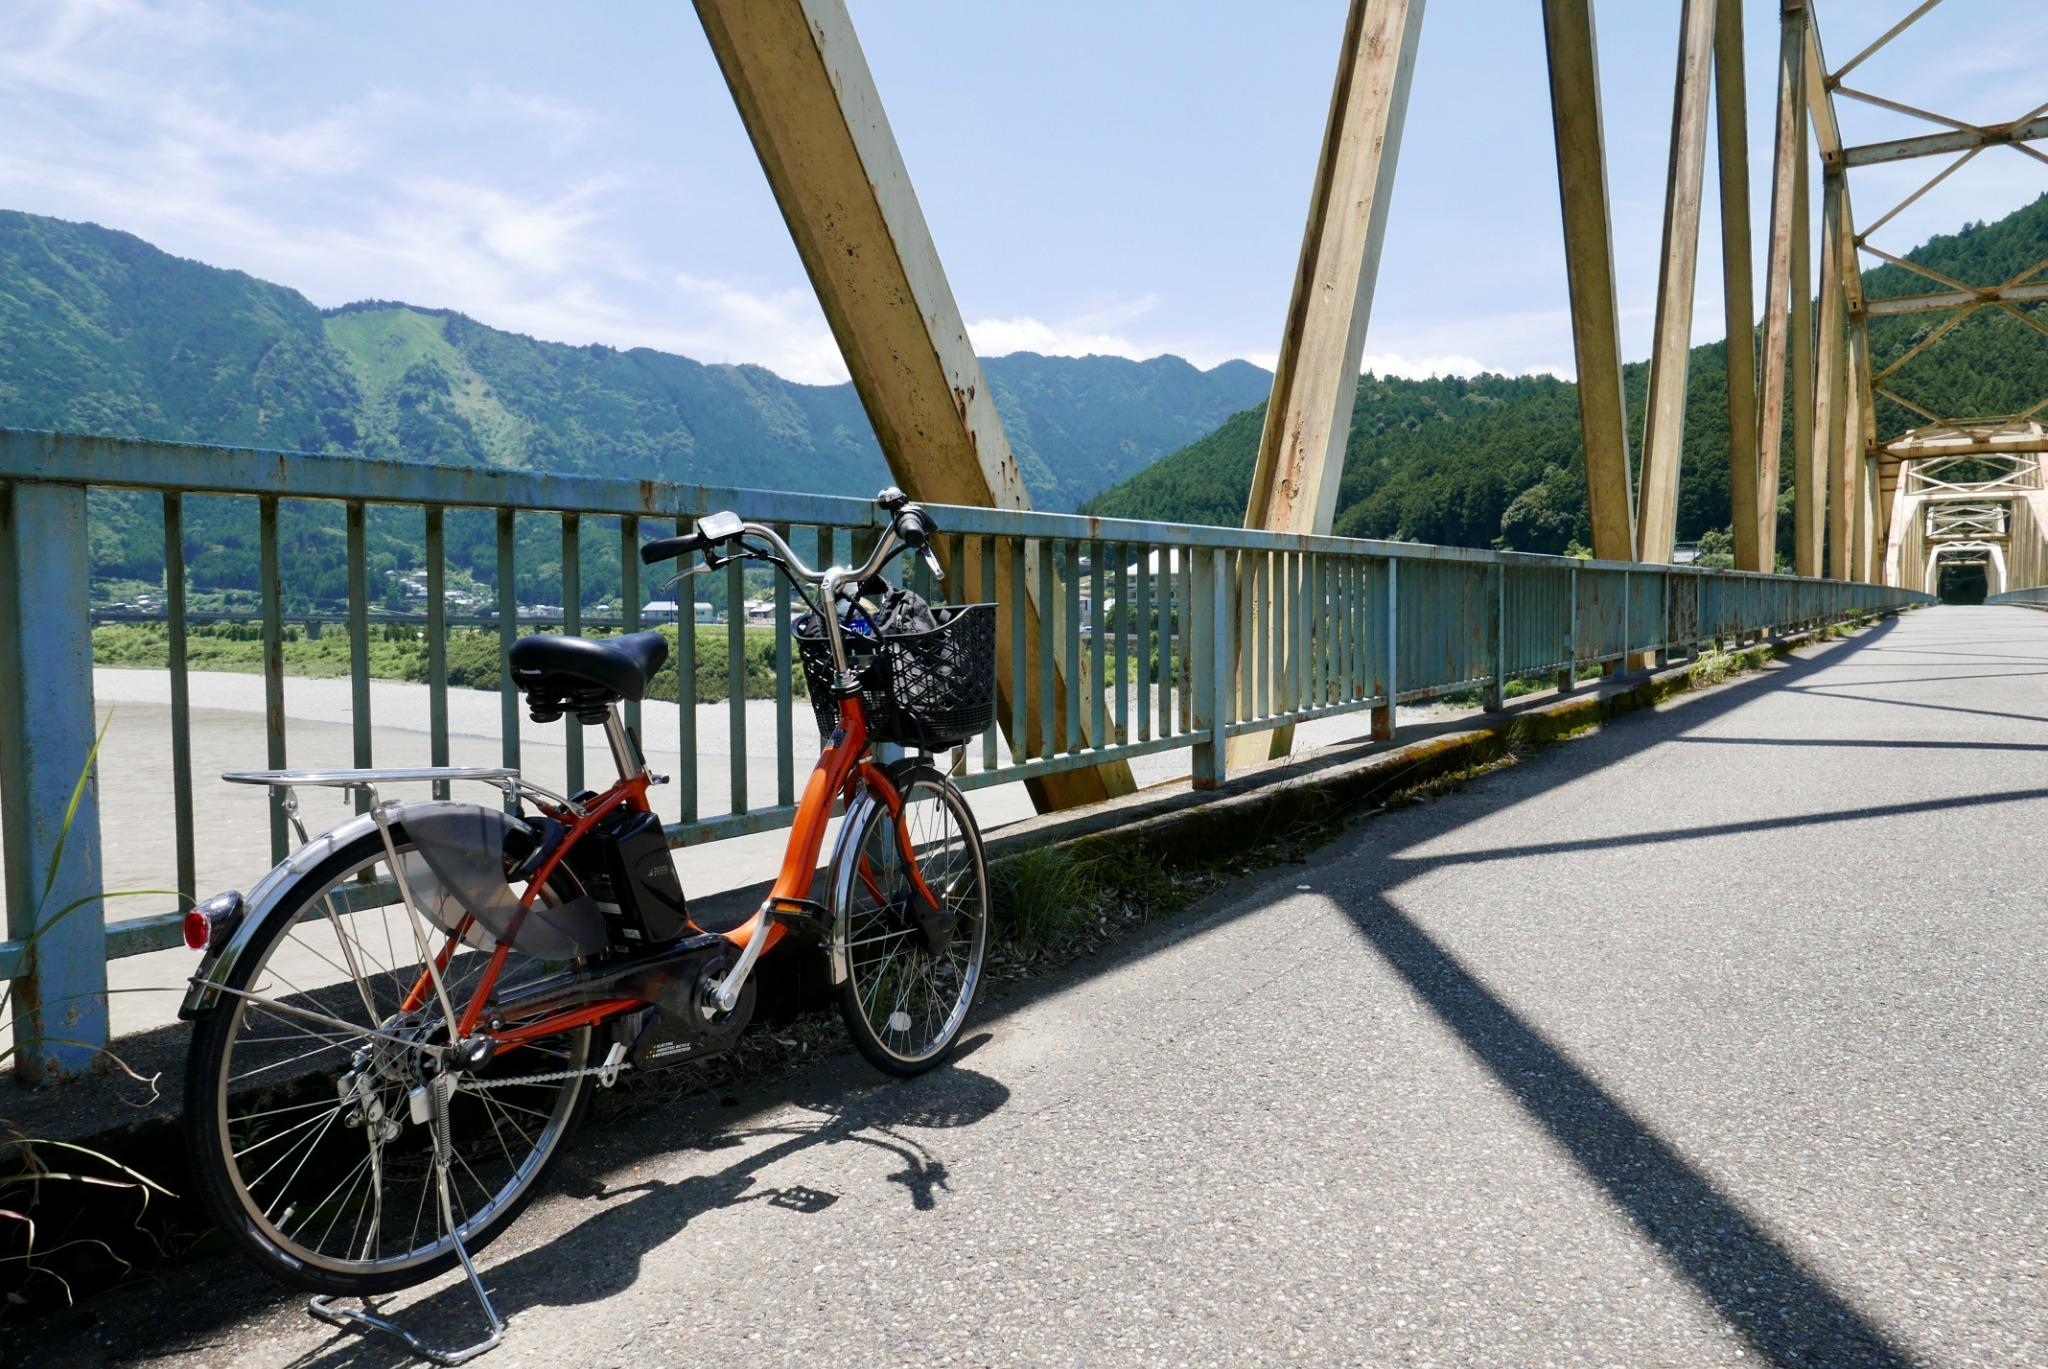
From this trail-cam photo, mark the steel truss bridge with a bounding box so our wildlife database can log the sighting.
[2,0,2040,1090]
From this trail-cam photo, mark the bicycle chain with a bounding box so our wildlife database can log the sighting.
[456,1061,631,1091]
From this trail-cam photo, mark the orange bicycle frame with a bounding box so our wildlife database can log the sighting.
[401,691,929,1051]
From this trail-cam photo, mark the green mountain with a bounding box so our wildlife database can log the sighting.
[0,208,1270,607]
[1086,194,2048,559]
[0,209,1270,511]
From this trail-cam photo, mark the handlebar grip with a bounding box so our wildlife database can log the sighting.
[640,533,704,565]
[893,506,938,545]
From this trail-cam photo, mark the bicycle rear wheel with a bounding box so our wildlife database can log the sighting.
[833,765,988,1076]
[184,822,595,1296]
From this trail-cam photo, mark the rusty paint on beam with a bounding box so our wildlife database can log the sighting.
[1230,0,1426,770]
[1843,114,2048,167]
[692,0,1133,810]
[1755,0,1808,564]
[1818,170,1852,580]
[1715,0,1763,574]
[1541,0,1635,564]
[1636,0,1718,566]
[1792,123,1820,577]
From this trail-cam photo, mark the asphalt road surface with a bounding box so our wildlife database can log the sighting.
[19,606,2046,1366]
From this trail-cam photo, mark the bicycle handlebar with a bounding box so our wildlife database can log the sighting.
[639,490,942,685]
[637,530,706,565]
[639,490,938,586]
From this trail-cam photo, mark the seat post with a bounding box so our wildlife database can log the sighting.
[600,704,641,780]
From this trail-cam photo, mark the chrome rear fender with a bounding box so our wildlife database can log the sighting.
[179,810,394,1019]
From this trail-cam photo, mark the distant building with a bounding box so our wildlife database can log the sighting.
[641,599,681,623]
[695,601,717,625]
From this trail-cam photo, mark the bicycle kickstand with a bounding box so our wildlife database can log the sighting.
[307,1073,507,1365]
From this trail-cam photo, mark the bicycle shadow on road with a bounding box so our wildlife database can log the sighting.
[276,1051,1008,1369]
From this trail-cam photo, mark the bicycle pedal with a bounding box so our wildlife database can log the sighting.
[766,898,831,938]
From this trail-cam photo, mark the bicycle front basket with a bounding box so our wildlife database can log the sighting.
[797,602,997,751]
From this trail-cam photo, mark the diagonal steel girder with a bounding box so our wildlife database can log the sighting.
[1228,0,1426,770]
[692,0,1134,810]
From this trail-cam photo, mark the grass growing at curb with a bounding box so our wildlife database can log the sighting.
[3,716,185,1311]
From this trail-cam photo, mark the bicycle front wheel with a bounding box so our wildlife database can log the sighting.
[184,822,595,1296]
[833,764,989,1076]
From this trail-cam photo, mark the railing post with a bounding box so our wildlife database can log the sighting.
[1192,548,1230,790]
[1620,567,1631,672]
[1658,570,1673,666]
[1372,558,1399,741]
[0,482,109,1082]
[1485,562,1506,711]
[1558,561,1578,693]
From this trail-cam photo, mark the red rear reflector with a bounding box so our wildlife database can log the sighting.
[183,909,211,951]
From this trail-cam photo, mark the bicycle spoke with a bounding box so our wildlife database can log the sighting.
[233,1103,347,1163]
[202,832,593,1285]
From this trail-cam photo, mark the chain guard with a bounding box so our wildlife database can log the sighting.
[616,948,756,1073]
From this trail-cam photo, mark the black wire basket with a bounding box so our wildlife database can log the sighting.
[797,603,997,751]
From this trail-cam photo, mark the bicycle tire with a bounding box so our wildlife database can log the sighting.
[833,764,989,1076]
[184,822,596,1297]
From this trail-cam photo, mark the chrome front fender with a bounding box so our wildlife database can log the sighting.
[822,783,891,987]
[178,810,393,1019]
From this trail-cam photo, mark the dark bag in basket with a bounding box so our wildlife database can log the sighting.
[795,590,996,751]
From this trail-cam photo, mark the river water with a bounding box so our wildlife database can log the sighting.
[18,667,1391,1035]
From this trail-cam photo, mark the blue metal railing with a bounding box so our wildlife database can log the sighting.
[0,428,1933,1077]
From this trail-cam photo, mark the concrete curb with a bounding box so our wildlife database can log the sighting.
[972,615,1882,876]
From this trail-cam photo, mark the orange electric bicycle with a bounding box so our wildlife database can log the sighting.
[178,488,993,1362]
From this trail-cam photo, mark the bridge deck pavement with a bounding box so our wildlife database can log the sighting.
[19,606,2046,1367]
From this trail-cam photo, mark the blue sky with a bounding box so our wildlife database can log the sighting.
[2,0,2042,384]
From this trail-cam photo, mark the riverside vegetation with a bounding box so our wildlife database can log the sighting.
[92,621,794,704]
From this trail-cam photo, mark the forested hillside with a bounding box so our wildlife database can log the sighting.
[0,208,1269,605]
[1087,195,2048,558]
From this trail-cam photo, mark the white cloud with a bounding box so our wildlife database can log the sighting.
[1362,353,1488,381]
[0,4,1585,392]
[1361,352,1575,382]
[967,313,1147,361]
[965,294,1169,364]
[0,0,849,376]
[665,272,846,384]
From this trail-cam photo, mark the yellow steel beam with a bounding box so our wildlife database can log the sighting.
[1792,121,1820,576]
[1801,13,1841,159]
[1847,386,1870,580]
[1715,0,1764,573]
[693,0,1134,809]
[1541,0,1636,563]
[1843,113,2048,167]
[1637,0,1719,565]
[1756,1,1809,566]
[1867,280,2048,315]
[1819,170,1853,579]
[1231,0,1426,769]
